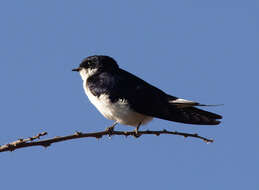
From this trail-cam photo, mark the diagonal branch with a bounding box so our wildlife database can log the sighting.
[0,129,213,153]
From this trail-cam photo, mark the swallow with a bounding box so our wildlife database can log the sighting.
[73,55,222,132]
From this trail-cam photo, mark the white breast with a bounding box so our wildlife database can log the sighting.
[79,68,153,127]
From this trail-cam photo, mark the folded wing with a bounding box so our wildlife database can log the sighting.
[115,69,222,125]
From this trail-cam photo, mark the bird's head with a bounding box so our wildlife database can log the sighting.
[72,55,119,80]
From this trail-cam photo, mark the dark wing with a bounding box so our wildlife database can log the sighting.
[118,69,222,125]
[114,69,176,111]
[89,68,222,125]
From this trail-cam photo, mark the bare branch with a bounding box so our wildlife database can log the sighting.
[0,129,213,153]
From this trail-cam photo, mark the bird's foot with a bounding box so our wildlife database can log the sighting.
[133,126,141,138]
[106,122,118,137]
[106,126,114,136]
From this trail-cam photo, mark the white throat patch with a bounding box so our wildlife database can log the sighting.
[79,68,98,81]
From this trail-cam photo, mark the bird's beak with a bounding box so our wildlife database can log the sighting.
[72,67,81,72]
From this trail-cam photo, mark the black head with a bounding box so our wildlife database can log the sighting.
[72,55,119,72]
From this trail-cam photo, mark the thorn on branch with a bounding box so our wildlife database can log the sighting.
[95,135,103,139]
[75,131,82,136]
[42,143,51,148]
[133,133,141,138]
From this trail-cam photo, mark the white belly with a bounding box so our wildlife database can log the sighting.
[83,80,153,127]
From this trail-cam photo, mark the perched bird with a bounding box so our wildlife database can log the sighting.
[72,55,222,132]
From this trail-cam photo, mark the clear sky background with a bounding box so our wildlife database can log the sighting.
[0,1,258,189]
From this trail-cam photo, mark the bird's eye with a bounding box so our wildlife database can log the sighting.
[88,61,92,66]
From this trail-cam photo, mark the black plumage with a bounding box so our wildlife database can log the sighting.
[83,55,222,125]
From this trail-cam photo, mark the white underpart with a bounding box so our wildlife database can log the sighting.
[79,68,153,127]
[169,98,197,108]
[170,98,195,104]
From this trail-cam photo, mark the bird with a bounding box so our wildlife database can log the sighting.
[72,55,222,133]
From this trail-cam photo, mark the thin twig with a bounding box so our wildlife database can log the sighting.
[0,129,213,153]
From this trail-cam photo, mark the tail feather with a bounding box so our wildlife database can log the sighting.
[165,96,222,125]
[166,106,222,125]
[169,97,223,108]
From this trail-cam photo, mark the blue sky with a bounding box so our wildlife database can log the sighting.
[0,1,258,189]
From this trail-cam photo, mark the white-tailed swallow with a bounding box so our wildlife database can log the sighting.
[73,55,222,131]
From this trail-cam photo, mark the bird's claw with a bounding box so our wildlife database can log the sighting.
[133,127,141,138]
[106,126,114,136]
